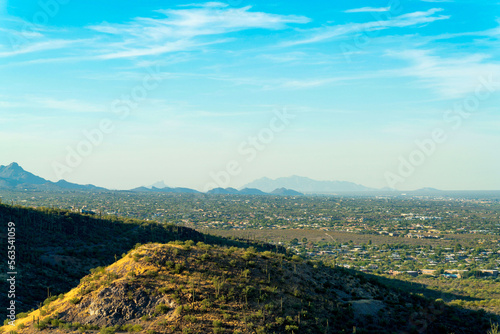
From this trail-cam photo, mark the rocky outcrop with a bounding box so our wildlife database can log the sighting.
[66,281,176,326]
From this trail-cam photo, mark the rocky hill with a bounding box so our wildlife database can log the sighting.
[0,204,281,319]
[0,162,104,191]
[1,242,495,334]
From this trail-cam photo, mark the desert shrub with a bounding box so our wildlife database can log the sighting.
[174,306,183,316]
[144,269,158,277]
[69,297,81,305]
[43,295,58,305]
[173,263,185,274]
[183,315,197,323]
[100,327,116,334]
[158,287,171,294]
[120,324,143,332]
[16,312,29,319]
[155,303,170,315]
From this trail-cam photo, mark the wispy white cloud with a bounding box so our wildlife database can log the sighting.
[387,49,500,98]
[188,110,259,118]
[0,17,77,57]
[275,78,337,89]
[202,71,389,91]
[284,8,449,47]
[426,19,500,42]
[258,51,343,65]
[201,74,334,90]
[0,3,310,62]
[0,27,44,39]
[32,97,107,113]
[1,95,106,113]
[177,2,229,8]
[345,7,390,13]
[0,39,88,58]
[88,4,310,59]
[94,39,207,60]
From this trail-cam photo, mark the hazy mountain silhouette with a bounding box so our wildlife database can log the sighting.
[0,162,47,185]
[270,187,303,196]
[244,175,375,193]
[0,162,104,191]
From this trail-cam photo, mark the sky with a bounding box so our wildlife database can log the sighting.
[0,0,499,191]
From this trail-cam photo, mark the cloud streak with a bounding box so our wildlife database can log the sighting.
[1,95,106,114]
[283,8,449,47]
[388,49,500,98]
[0,38,89,58]
[345,7,391,13]
[88,4,310,59]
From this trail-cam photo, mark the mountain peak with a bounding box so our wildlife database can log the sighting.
[0,162,47,185]
[0,162,104,191]
[147,180,168,189]
[270,187,303,196]
[4,162,23,170]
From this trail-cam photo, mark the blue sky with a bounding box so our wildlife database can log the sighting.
[1,0,499,191]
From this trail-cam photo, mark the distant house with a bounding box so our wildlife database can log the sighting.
[420,269,437,275]
[480,270,499,277]
[444,270,468,278]
[442,273,458,278]
[388,270,404,276]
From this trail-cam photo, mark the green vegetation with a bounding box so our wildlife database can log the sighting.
[0,202,283,319]
[2,190,500,332]
[3,190,500,235]
[3,243,496,333]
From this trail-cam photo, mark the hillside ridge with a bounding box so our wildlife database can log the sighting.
[1,242,496,333]
[0,203,282,319]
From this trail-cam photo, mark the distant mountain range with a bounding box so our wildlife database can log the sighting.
[0,162,449,196]
[130,186,201,194]
[131,186,303,196]
[139,179,302,196]
[0,163,304,196]
[0,162,104,191]
[204,187,302,196]
[243,175,376,194]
